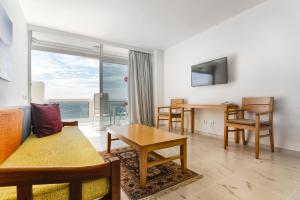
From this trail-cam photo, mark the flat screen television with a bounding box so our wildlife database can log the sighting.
[191,57,228,87]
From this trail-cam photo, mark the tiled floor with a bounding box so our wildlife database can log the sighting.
[80,125,300,200]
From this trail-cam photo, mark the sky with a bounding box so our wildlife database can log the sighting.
[31,50,128,101]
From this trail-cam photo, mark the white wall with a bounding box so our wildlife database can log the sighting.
[153,49,164,114]
[0,0,28,106]
[164,0,300,151]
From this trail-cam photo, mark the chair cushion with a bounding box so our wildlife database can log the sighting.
[0,126,108,200]
[227,119,270,126]
[158,112,181,117]
[0,109,22,164]
[31,103,63,137]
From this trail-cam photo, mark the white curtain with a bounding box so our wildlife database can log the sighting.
[128,50,154,126]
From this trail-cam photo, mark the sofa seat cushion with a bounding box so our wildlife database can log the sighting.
[0,127,108,200]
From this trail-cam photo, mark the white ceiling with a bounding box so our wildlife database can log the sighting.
[19,0,267,49]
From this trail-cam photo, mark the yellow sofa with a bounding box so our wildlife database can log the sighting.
[0,108,120,200]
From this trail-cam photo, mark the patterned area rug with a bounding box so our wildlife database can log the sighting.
[100,147,202,200]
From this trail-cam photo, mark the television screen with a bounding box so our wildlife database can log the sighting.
[191,57,228,87]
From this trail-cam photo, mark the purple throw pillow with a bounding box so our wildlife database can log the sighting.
[31,103,63,137]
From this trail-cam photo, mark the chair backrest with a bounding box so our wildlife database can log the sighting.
[94,93,110,114]
[242,97,274,115]
[94,93,100,111]
[170,99,184,108]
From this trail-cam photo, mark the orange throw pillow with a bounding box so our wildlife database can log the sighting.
[0,109,22,164]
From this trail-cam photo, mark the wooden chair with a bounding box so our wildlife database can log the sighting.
[156,99,184,132]
[224,97,274,159]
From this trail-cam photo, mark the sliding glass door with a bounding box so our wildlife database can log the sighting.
[30,30,129,129]
[100,62,128,126]
[31,50,99,123]
[31,51,129,127]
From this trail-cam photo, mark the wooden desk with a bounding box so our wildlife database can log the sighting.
[179,104,238,135]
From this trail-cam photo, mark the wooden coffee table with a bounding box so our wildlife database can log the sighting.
[107,124,187,188]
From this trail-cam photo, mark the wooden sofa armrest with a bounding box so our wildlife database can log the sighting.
[0,157,120,200]
[104,157,121,200]
[62,121,78,127]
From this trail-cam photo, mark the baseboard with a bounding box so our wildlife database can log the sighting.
[170,126,296,153]
[157,124,300,154]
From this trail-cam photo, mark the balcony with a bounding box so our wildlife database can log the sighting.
[47,98,128,127]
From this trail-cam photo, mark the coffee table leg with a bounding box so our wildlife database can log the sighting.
[107,132,111,153]
[139,148,148,188]
[180,140,187,173]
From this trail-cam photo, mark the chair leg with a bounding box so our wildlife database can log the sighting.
[269,128,275,152]
[168,117,172,132]
[156,116,159,129]
[255,128,260,159]
[224,126,228,149]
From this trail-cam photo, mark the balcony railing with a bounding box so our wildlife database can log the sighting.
[48,99,92,122]
[47,99,128,126]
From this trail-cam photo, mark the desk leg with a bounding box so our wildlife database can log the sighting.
[181,107,185,135]
[191,108,195,134]
[107,132,111,153]
[180,140,187,173]
[139,148,148,188]
[234,129,240,143]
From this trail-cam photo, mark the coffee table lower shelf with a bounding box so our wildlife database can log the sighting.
[107,130,187,188]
